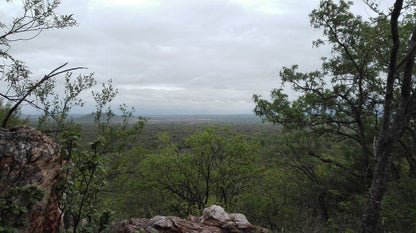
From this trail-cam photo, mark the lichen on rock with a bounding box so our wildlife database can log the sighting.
[0,126,64,233]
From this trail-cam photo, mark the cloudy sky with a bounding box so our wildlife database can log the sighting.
[3,0,337,115]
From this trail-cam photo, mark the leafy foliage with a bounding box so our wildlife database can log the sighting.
[58,96,145,233]
[2,1,416,233]
[106,127,262,218]
[254,0,416,232]
[0,185,44,233]
[0,1,144,233]
[0,0,81,128]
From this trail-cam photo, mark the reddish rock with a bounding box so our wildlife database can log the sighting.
[0,126,64,233]
[107,205,268,233]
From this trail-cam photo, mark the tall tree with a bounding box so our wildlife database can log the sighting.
[0,0,89,129]
[360,1,416,232]
[253,0,416,232]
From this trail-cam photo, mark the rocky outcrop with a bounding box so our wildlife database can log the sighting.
[108,205,268,233]
[0,126,268,233]
[0,126,63,233]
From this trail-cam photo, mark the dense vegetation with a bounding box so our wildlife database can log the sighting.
[1,0,416,233]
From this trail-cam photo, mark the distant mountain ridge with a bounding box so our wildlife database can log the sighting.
[146,114,262,123]
[23,113,263,124]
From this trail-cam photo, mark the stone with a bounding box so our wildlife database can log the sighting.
[202,205,230,222]
[148,216,174,228]
[229,213,251,229]
[107,205,268,233]
[0,126,64,233]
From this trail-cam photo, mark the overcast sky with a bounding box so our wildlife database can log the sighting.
[3,0,337,115]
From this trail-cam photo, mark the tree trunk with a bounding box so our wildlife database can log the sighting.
[318,191,329,223]
[359,1,409,232]
[359,138,393,233]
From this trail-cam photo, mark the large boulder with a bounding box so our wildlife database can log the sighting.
[107,205,268,233]
[0,126,64,233]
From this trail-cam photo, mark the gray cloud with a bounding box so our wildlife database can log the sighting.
[5,0,331,115]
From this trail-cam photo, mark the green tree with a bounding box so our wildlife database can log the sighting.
[253,0,416,232]
[59,83,145,233]
[0,1,146,233]
[0,1,86,232]
[138,127,262,216]
[0,0,87,128]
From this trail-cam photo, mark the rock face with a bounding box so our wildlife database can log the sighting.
[0,126,63,233]
[108,205,268,233]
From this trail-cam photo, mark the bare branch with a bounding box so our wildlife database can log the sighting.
[2,64,86,128]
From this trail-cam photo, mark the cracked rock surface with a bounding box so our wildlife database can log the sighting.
[0,126,64,233]
[107,205,268,233]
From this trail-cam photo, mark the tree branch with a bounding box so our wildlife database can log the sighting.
[2,63,86,128]
[308,150,366,178]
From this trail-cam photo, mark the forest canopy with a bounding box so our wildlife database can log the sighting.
[1,1,416,233]
[254,0,416,232]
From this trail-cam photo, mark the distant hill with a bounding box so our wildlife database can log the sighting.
[23,113,264,125]
[145,114,262,124]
